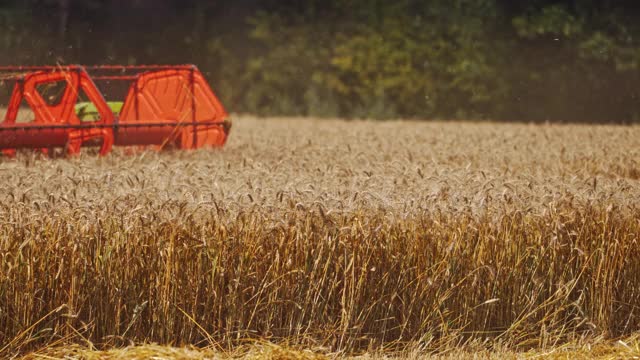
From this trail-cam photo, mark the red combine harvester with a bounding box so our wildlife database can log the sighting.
[0,65,231,157]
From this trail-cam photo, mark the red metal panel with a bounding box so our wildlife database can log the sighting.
[118,68,228,149]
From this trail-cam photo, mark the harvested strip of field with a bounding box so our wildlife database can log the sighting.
[14,337,640,359]
[1,117,639,357]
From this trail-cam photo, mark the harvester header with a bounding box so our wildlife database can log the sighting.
[0,64,230,156]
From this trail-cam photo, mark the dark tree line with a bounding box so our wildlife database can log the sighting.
[1,0,639,122]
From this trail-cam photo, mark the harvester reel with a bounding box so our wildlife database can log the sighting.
[0,65,230,157]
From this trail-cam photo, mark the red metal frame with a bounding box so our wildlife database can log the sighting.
[0,64,230,156]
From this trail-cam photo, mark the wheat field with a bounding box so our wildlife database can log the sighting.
[1,117,640,358]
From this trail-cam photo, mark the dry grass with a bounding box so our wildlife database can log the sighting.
[15,336,640,359]
[19,342,328,360]
[1,117,640,357]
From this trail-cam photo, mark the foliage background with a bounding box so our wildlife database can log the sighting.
[1,0,639,122]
